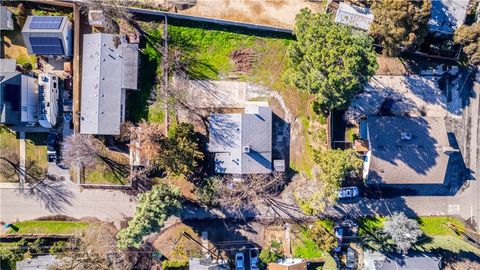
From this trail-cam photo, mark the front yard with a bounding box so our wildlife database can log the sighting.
[25,132,49,176]
[359,216,480,255]
[0,127,19,182]
[6,220,89,235]
[82,149,130,185]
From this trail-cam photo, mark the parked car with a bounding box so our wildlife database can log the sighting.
[235,252,245,270]
[250,248,259,270]
[47,132,59,163]
[346,247,356,269]
[338,186,359,199]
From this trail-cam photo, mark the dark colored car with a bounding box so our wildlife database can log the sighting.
[47,132,59,163]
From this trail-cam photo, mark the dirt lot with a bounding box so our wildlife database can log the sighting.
[178,0,325,28]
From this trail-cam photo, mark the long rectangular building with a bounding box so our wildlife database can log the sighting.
[80,33,138,135]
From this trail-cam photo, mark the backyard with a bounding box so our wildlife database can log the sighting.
[2,31,36,67]
[25,132,49,177]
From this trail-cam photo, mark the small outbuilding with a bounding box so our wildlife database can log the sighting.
[21,15,73,56]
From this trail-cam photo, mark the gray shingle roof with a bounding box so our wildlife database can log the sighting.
[366,116,451,185]
[208,103,272,174]
[80,33,138,135]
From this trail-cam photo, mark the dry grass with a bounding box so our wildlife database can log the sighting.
[376,55,408,75]
[3,31,36,66]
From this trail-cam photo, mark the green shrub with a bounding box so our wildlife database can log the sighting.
[195,176,220,206]
[259,239,283,265]
[162,260,189,270]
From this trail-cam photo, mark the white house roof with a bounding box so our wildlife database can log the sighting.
[335,2,374,31]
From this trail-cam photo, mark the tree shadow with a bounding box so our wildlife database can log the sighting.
[17,177,74,213]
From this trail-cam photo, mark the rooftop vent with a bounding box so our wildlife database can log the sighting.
[243,145,250,153]
[401,132,412,140]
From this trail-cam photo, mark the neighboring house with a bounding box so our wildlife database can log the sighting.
[189,257,229,270]
[429,0,469,36]
[364,251,441,270]
[268,258,308,270]
[37,73,59,128]
[334,2,373,31]
[207,101,274,175]
[16,255,59,270]
[362,116,458,186]
[80,33,139,135]
[21,15,73,56]
[0,6,14,30]
[0,59,37,125]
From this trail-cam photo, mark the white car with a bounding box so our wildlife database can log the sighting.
[235,252,245,270]
[338,186,359,199]
[250,249,259,270]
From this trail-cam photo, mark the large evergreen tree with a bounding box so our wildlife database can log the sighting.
[285,8,378,112]
[117,184,182,249]
[454,23,480,65]
[370,0,431,56]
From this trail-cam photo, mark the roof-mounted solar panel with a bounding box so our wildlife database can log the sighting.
[29,37,64,55]
[29,16,63,29]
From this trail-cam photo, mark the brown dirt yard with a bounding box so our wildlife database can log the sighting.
[178,0,325,28]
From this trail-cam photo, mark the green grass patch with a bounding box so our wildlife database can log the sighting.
[293,221,333,260]
[7,221,88,235]
[0,127,19,182]
[293,234,324,259]
[346,127,358,142]
[417,216,464,237]
[148,102,166,124]
[358,216,386,236]
[25,132,48,174]
[83,150,129,185]
[415,235,480,255]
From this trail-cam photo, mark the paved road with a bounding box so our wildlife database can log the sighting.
[0,166,135,228]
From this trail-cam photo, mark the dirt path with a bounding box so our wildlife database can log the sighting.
[177,0,324,28]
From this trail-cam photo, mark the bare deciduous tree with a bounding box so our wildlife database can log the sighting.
[54,222,160,270]
[62,134,106,168]
[78,0,132,34]
[129,120,165,162]
[212,173,304,223]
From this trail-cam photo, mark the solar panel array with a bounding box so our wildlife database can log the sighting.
[29,16,63,29]
[29,37,64,55]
